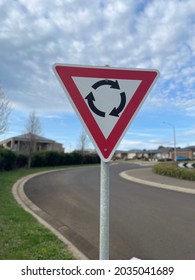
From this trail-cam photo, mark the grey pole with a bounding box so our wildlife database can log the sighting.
[99,160,110,260]
[163,122,177,161]
[173,126,177,162]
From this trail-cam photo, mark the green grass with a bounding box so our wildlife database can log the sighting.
[0,167,75,260]
[152,162,195,181]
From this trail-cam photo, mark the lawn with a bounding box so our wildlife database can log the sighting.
[0,167,75,260]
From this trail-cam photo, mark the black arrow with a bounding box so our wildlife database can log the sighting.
[92,79,120,90]
[85,92,105,117]
[109,92,126,117]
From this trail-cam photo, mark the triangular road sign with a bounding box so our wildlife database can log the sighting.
[53,64,159,162]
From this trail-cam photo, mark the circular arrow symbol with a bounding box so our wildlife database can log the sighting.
[92,79,120,90]
[85,92,105,117]
[85,79,126,118]
[109,91,126,117]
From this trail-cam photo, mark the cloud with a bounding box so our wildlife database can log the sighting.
[0,0,195,125]
[118,137,168,151]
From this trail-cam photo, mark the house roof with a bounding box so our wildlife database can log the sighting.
[147,148,172,154]
[185,146,195,150]
[0,133,57,144]
[14,133,56,143]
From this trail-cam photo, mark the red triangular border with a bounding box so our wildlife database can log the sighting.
[53,64,159,161]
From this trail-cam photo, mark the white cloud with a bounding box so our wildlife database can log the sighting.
[1,0,195,148]
[119,137,168,151]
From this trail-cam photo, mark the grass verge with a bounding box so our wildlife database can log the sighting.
[0,167,75,260]
[152,162,195,181]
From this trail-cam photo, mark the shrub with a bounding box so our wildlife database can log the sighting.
[16,154,28,168]
[44,151,61,166]
[11,150,100,168]
[84,154,100,164]
[0,149,16,170]
[61,153,73,165]
[31,152,46,167]
[71,152,82,165]
[153,162,195,181]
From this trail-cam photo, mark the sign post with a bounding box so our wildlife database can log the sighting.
[100,160,110,259]
[52,64,159,259]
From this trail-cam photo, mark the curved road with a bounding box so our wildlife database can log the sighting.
[24,163,195,260]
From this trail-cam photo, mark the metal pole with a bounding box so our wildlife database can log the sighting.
[99,160,110,260]
[173,126,177,162]
[163,122,177,161]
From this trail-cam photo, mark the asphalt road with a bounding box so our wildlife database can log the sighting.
[24,163,195,260]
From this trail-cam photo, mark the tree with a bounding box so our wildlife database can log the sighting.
[24,111,42,168]
[79,130,88,152]
[78,130,89,163]
[158,145,165,149]
[0,86,11,135]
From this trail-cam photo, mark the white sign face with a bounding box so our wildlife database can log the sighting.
[72,77,141,139]
[53,64,160,161]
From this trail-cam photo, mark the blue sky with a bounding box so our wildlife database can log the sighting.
[0,0,195,152]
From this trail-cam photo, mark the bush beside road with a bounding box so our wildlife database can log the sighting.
[153,162,195,181]
[0,148,100,171]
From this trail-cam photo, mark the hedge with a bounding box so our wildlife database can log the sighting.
[152,162,195,181]
[0,148,100,170]
[0,149,28,170]
[0,149,100,170]
[16,154,28,168]
[0,149,16,170]
[31,151,100,167]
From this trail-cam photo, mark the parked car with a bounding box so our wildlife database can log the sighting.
[176,156,190,161]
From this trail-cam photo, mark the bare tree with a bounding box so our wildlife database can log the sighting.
[24,111,42,168]
[0,86,11,135]
[79,130,88,154]
[78,130,89,163]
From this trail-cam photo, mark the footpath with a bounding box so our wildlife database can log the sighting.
[120,167,195,194]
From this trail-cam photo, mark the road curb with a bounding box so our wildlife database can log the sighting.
[119,170,195,194]
[12,169,88,260]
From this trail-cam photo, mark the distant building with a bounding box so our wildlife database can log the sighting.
[170,146,195,161]
[146,147,171,161]
[114,150,144,160]
[114,146,195,161]
[0,133,64,153]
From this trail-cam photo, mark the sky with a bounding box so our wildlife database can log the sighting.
[0,0,195,152]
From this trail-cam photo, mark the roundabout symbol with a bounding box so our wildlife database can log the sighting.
[53,63,159,162]
[85,79,126,118]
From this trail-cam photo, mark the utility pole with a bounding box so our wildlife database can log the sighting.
[163,122,177,161]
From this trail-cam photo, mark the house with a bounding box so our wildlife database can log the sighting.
[0,133,64,153]
[114,149,148,160]
[185,146,195,160]
[114,146,195,161]
[169,146,195,160]
[146,147,172,161]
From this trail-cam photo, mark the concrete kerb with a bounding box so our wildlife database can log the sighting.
[120,171,195,195]
[12,169,88,260]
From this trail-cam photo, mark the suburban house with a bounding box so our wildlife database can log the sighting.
[170,146,195,160]
[0,133,64,153]
[114,148,170,161]
[146,146,195,161]
[146,147,171,161]
[114,146,195,161]
[114,149,144,160]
